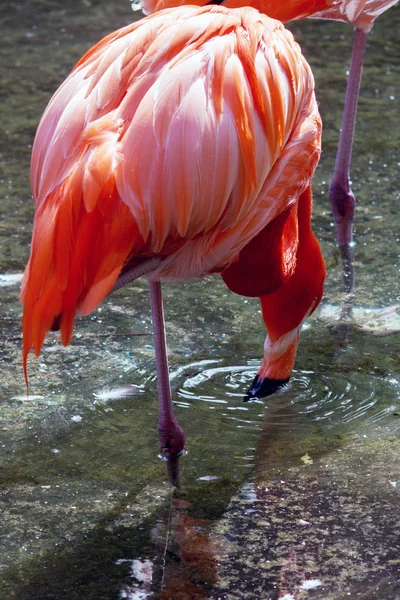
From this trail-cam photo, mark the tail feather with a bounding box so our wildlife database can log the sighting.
[53,167,84,290]
[31,278,63,356]
[21,169,143,381]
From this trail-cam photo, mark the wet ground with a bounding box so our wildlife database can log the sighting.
[1,1,399,598]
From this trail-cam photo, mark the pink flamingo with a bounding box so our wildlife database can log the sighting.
[21,6,325,482]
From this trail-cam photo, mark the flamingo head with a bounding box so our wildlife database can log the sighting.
[244,374,290,401]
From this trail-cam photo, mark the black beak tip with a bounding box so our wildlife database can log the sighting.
[244,374,290,402]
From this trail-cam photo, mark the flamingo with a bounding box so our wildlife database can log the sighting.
[139,0,399,295]
[21,6,325,483]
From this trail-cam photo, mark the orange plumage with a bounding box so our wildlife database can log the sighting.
[140,0,399,32]
[21,6,325,422]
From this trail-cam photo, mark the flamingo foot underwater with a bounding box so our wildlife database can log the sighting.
[21,6,326,485]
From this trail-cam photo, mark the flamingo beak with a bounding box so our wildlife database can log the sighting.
[244,373,290,401]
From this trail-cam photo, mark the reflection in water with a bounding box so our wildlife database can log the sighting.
[156,498,220,600]
[117,495,222,600]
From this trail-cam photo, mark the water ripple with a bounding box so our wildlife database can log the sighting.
[173,361,399,431]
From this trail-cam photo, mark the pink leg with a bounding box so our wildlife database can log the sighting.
[329,28,368,296]
[149,280,185,485]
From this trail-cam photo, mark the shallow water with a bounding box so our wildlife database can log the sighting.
[1,1,400,599]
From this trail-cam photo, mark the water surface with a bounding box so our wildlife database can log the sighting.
[1,1,399,598]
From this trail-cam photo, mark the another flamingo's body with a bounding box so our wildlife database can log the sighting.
[21,6,325,473]
[141,0,397,32]
[141,0,398,295]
